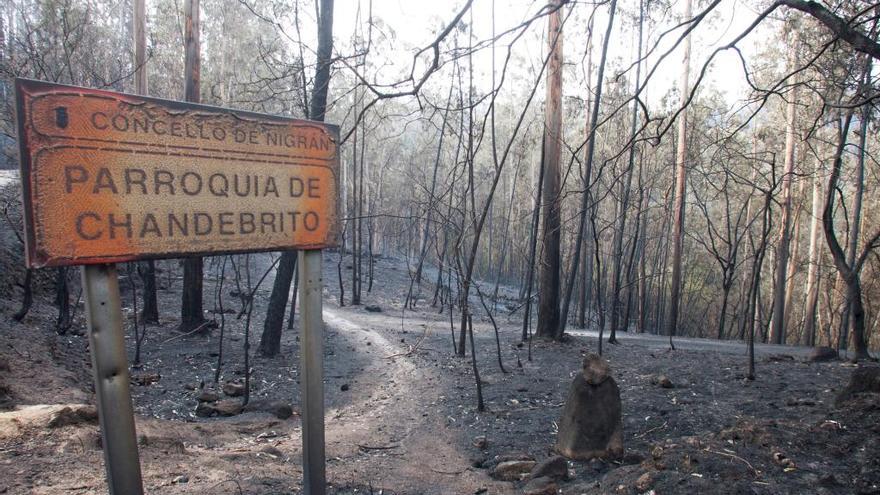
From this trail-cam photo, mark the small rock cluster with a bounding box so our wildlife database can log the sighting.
[194,380,293,419]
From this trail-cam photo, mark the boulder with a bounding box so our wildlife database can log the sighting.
[490,460,536,481]
[530,455,568,481]
[522,476,557,495]
[555,354,623,460]
[809,346,838,362]
[835,366,880,406]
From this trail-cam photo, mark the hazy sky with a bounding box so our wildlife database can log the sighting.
[328,0,777,111]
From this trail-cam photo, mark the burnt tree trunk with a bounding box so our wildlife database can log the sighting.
[260,0,335,355]
[179,0,205,332]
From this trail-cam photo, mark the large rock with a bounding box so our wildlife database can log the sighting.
[836,366,880,406]
[555,354,623,460]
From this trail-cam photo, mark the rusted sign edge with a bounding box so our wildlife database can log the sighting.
[15,78,341,268]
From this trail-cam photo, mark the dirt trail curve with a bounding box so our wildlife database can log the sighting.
[320,306,514,494]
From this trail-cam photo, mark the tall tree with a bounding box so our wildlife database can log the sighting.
[770,27,799,345]
[535,0,564,339]
[608,0,641,343]
[557,0,618,339]
[179,0,206,332]
[802,167,823,345]
[260,0,335,357]
[133,0,158,324]
[823,107,875,361]
[664,0,693,345]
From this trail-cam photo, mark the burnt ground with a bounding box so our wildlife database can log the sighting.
[0,251,878,494]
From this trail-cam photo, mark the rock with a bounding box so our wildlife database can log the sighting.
[809,346,838,362]
[243,399,294,419]
[490,460,536,481]
[522,476,557,495]
[172,475,189,484]
[555,354,623,460]
[635,472,655,492]
[0,358,9,371]
[582,354,610,385]
[835,366,880,405]
[222,381,245,397]
[365,305,383,313]
[470,454,488,468]
[340,383,350,392]
[650,375,674,388]
[196,391,220,403]
[530,456,568,481]
[196,399,243,417]
[47,405,98,428]
[472,435,489,450]
[772,452,796,470]
[131,373,161,386]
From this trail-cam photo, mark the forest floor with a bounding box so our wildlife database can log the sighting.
[0,251,879,494]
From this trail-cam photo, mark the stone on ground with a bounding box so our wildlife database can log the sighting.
[222,381,245,397]
[555,354,623,460]
[490,460,536,481]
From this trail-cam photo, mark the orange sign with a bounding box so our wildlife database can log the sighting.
[15,79,340,268]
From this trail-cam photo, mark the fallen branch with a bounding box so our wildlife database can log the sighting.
[635,420,668,438]
[704,448,760,477]
[358,443,400,451]
[161,321,212,344]
[384,326,429,359]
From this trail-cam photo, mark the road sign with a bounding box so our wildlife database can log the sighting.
[15,79,336,495]
[15,79,340,268]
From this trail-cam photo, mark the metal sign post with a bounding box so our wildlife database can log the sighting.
[15,78,339,494]
[81,264,144,495]
[299,249,325,494]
